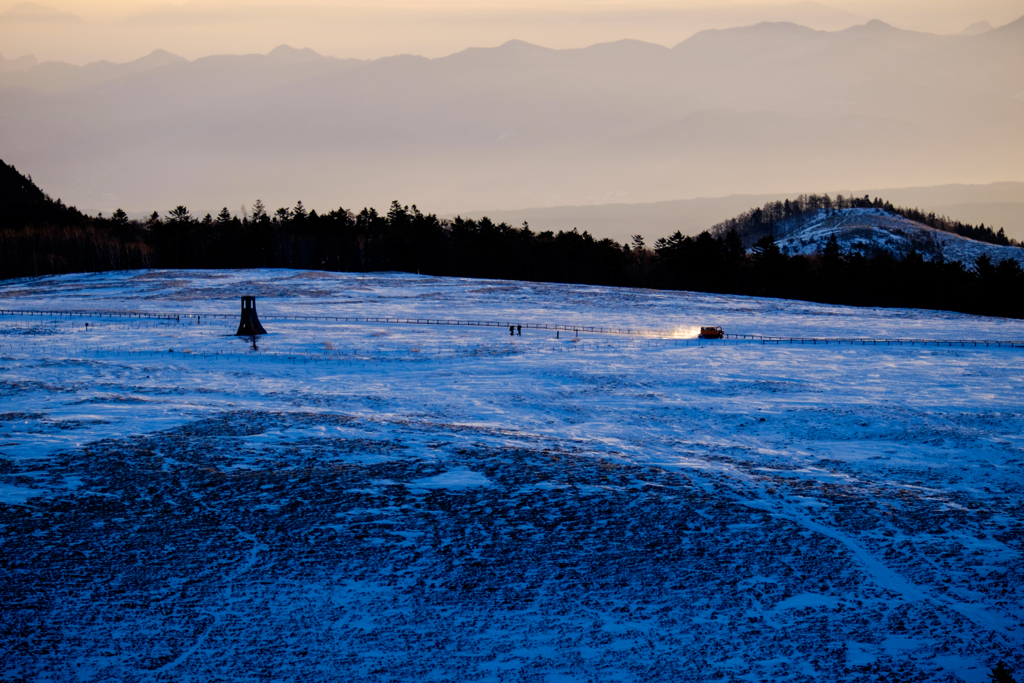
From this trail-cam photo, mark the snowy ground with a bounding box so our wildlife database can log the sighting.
[1,270,1022,682]
[774,208,1024,265]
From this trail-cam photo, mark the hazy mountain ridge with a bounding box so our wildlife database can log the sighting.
[0,48,187,94]
[961,20,995,35]
[0,52,37,73]
[0,45,361,95]
[0,17,1021,215]
[0,2,83,24]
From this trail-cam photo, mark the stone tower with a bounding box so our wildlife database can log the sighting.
[235,295,267,336]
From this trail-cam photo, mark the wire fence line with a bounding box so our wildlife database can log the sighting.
[0,308,663,336]
[0,308,180,321]
[1,308,1022,348]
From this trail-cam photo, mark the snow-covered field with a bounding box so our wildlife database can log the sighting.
[1,270,1022,682]
[774,208,1024,265]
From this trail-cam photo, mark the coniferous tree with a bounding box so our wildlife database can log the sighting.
[251,200,269,224]
[990,661,1017,683]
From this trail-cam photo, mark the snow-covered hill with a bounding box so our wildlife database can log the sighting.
[1,270,1022,682]
[774,208,1024,265]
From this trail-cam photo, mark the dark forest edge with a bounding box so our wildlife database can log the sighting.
[1,160,1023,319]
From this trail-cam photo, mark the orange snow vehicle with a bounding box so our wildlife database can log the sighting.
[698,326,725,339]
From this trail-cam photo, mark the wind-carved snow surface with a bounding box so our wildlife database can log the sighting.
[0,270,1022,682]
[774,208,1024,265]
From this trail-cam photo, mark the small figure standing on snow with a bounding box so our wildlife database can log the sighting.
[517,324,522,336]
[510,325,514,336]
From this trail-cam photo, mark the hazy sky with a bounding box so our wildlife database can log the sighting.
[21,0,1024,25]
[3,0,1023,63]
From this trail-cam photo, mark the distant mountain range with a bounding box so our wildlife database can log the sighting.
[0,1,872,65]
[0,17,1022,221]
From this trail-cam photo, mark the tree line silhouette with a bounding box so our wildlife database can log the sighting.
[1,160,1022,319]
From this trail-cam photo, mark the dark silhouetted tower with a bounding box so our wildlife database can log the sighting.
[235,296,267,336]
